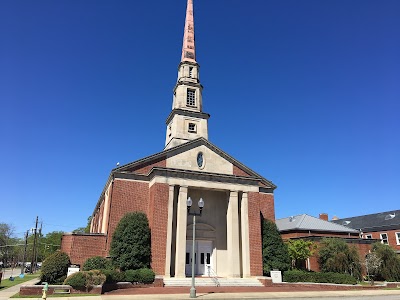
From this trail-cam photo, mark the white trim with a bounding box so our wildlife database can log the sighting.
[380,233,389,245]
[395,232,400,245]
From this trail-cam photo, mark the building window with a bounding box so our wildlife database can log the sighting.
[189,67,194,78]
[396,232,400,245]
[188,123,196,133]
[380,233,389,244]
[187,89,196,106]
[364,234,372,239]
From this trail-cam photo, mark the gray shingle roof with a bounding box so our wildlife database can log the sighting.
[276,214,359,233]
[331,210,400,232]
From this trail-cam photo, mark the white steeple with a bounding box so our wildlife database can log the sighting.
[165,0,210,150]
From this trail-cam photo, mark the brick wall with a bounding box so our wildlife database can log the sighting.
[281,231,359,240]
[363,229,400,252]
[233,165,251,177]
[247,192,275,276]
[61,234,107,267]
[148,183,170,275]
[106,179,150,252]
[131,160,166,175]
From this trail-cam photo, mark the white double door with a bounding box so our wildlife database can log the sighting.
[185,240,212,276]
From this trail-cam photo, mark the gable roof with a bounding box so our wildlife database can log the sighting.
[276,214,359,234]
[92,137,276,215]
[331,210,400,232]
[113,137,276,189]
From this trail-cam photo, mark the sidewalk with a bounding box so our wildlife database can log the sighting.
[1,281,400,300]
[0,277,40,300]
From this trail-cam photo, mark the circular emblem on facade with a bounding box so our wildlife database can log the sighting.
[197,152,204,169]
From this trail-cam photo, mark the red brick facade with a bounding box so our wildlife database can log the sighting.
[248,192,275,276]
[233,165,251,177]
[106,179,150,252]
[362,229,400,252]
[148,183,170,274]
[60,234,107,267]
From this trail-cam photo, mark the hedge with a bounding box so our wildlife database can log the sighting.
[283,270,357,285]
[83,256,113,271]
[64,270,106,290]
[101,269,126,283]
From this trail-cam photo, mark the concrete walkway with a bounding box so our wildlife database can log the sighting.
[0,277,40,300]
[1,280,400,300]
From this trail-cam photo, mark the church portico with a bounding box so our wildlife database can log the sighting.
[163,182,261,278]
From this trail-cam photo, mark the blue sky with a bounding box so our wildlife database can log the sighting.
[1,0,399,238]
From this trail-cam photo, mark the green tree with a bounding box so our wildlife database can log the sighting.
[318,238,361,279]
[73,216,92,234]
[37,231,63,261]
[286,239,316,269]
[0,223,17,266]
[364,252,382,285]
[262,218,291,275]
[109,212,151,271]
[372,242,400,281]
[41,251,70,284]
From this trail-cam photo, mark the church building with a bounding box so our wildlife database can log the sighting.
[61,0,277,278]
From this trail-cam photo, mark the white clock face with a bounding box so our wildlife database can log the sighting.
[197,152,204,168]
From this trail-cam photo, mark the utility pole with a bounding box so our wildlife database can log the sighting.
[34,221,42,271]
[21,230,29,275]
[30,216,38,274]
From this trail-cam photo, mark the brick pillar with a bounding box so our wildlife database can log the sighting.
[241,192,250,277]
[164,185,175,277]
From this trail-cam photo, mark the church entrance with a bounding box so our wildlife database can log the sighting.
[185,240,213,276]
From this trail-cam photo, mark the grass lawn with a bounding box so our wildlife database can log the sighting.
[0,274,40,290]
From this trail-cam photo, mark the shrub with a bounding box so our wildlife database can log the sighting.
[372,242,400,281]
[101,269,126,283]
[262,218,291,275]
[125,269,140,283]
[63,270,106,290]
[137,268,155,284]
[283,270,357,285]
[110,212,151,271]
[64,272,86,290]
[83,256,113,271]
[86,270,106,286]
[40,251,70,284]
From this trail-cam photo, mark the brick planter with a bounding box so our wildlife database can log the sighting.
[19,285,102,296]
[102,278,164,293]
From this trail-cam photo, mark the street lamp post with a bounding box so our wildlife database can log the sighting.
[186,196,205,299]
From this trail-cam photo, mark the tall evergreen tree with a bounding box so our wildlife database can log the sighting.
[109,212,151,271]
[262,218,291,275]
[372,242,400,281]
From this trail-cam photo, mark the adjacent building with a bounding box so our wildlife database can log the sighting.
[276,213,376,272]
[332,210,400,254]
[61,0,277,278]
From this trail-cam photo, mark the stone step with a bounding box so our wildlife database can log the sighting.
[163,277,263,287]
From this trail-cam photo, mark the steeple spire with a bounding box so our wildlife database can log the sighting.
[164,0,210,150]
[181,0,196,63]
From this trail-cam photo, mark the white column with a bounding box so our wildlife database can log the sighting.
[175,186,188,278]
[241,192,250,277]
[227,191,240,277]
[164,185,175,277]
